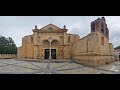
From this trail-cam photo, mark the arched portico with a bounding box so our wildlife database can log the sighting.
[42,38,60,59]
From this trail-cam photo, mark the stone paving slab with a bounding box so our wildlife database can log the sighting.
[0,63,8,67]
[15,62,41,70]
[54,63,83,70]
[97,62,120,73]
[57,67,98,74]
[0,59,119,74]
[0,65,39,74]
[57,66,116,74]
[111,61,120,65]
[50,62,71,69]
[28,62,48,69]
[0,59,24,64]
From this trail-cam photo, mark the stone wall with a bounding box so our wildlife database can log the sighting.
[21,35,34,59]
[73,31,115,67]
[0,54,16,59]
[17,46,22,59]
[73,55,114,66]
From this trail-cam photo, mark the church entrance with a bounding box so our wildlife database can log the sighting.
[44,49,56,59]
[51,49,56,59]
[45,49,50,59]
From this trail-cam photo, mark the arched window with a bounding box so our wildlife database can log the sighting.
[44,41,49,46]
[51,40,59,47]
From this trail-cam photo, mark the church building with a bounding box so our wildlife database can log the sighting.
[17,17,115,66]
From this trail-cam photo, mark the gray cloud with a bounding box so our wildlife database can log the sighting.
[0,16,120,48]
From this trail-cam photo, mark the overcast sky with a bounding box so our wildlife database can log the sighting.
[0,16,119,48]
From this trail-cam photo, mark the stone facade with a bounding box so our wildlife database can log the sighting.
[17,17,115,66]
[17,24,80,60]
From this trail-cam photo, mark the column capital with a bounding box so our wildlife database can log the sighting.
[48,37,53,43]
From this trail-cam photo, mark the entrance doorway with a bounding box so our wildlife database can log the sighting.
[45,49,50,59]
[51,49,56,59]
[44,49,56,59]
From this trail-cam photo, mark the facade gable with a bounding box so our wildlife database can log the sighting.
[40,24,62,30]
[33,24,68,33]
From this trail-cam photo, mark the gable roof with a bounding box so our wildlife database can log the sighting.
[40,24,62,30]
[32,23,68,33]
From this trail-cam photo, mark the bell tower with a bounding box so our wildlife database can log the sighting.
[91,17,109,39]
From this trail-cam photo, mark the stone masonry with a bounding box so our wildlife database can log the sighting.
[17,17,115,66]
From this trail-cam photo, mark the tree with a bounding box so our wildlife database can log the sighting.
[0,36,8,54]
[0,36,17,54]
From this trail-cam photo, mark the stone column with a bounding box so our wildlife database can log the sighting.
[48,38,53,60]
[49,41,52,59]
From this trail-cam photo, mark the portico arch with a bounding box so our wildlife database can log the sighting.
[42,40,49,48]
[41,39,60,59]
[51,40,60,48]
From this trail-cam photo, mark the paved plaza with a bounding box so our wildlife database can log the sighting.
[0,59,119,74]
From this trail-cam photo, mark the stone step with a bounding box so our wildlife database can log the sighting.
[16,59,73,63]
[39,60,73,63]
